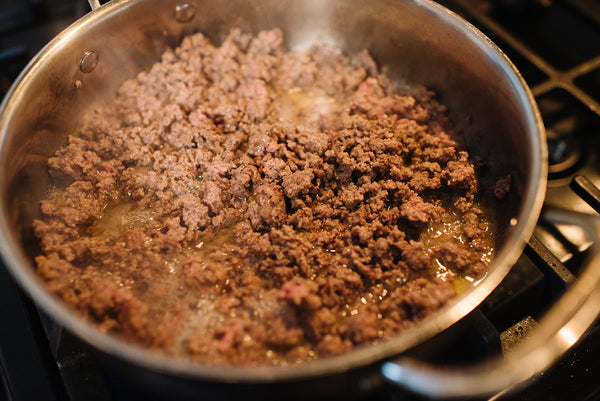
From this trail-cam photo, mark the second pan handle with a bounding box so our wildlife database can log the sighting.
[381,208,600,398]
[88,0,102,11]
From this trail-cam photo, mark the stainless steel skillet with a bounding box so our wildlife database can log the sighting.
[1,0,599,399]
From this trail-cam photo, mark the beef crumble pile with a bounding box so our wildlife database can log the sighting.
[33,29,494,366]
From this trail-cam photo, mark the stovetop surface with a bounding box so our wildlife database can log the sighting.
[1,0,600,400]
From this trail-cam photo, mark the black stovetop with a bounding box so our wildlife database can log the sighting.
[1,0,600,400]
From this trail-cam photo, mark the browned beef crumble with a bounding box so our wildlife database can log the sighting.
[33,29,494,366]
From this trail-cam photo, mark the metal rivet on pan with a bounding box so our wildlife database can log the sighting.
[175,3,195,23]
[79,51,98,73]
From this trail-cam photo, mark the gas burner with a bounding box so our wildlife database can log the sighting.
[537,89,599,181]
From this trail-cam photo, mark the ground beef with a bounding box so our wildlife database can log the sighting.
[33,28,495,366]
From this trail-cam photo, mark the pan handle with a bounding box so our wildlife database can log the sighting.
[88,0,103,11]
[381,207,600,398]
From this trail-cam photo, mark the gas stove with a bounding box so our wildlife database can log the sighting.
[1,0,600,400]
